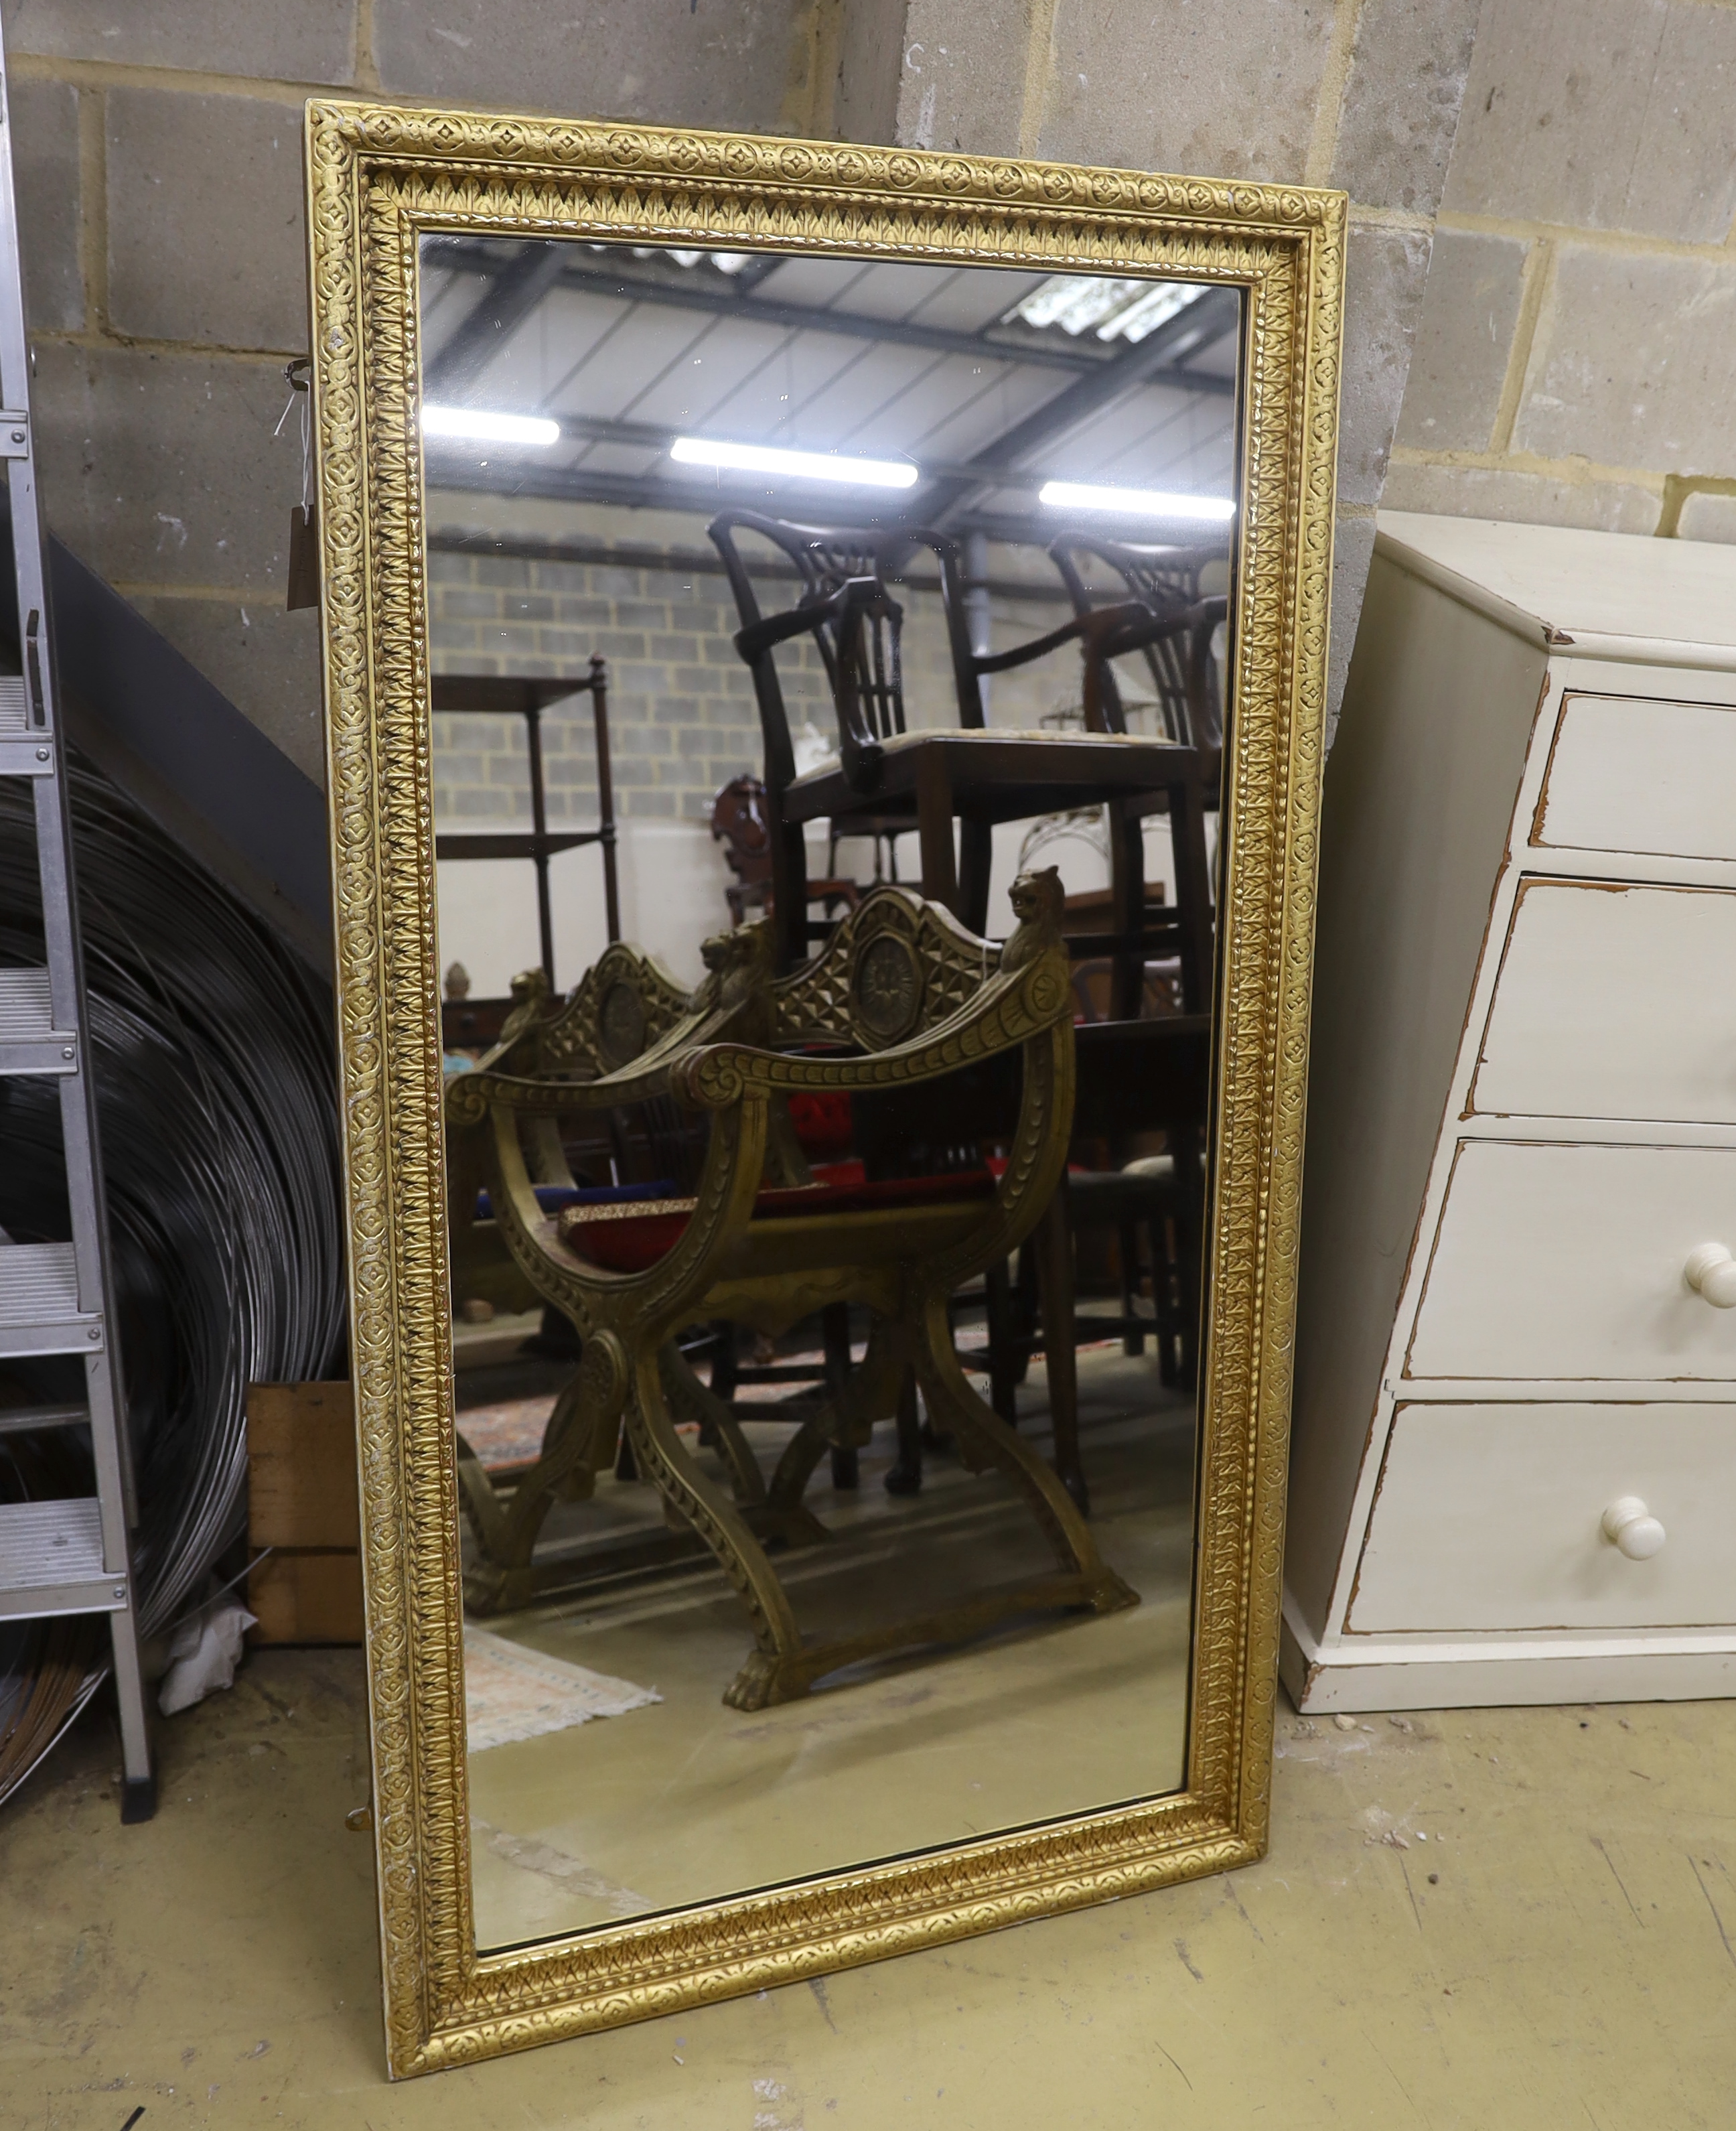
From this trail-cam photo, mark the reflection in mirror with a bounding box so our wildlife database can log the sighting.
[422,235,1239,1952]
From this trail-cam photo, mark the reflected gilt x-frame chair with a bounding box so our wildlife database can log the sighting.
[444,872,1138,1709]
[445,923,798,1578]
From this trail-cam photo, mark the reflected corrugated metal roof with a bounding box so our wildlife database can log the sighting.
[419,240,1238,539]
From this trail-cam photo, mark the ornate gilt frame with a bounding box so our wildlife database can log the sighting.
[303,98,1344,2079]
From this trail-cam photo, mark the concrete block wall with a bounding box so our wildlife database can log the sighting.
[429,549,774,828]
[877,0,1486,733]
[11,0,1730,790]
[1388,0,1736,542]
[2,0,830,787]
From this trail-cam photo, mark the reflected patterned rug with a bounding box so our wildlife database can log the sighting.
[452,1335,1129,1479]
[463,1626,661,1752]
[455,1394,555,1472]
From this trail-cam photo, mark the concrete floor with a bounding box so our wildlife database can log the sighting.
[5,1656,1735,2127]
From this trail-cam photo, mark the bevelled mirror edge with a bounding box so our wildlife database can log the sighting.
[304,97,1344,2078]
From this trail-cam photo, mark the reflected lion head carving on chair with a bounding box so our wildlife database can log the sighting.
[693,917,777,1024]
[1003,866,1066,972]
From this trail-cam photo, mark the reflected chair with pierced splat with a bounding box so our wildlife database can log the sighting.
[1046,534,1228,758]
[708,510,1218,1023]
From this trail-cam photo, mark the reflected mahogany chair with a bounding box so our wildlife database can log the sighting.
[709,772,859,930]
[707,508,1218,1024]
[446,873,1137,1708]
[1027,537,1224,1442]
[1047,534,1228,756]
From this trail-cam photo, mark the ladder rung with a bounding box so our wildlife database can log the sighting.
[0,675,25,735]
[0,968,76,1075]
[0,1401,86,1436]
[0,1498,124,1621]
[0,735,54,777]
[0,1242,102,1356]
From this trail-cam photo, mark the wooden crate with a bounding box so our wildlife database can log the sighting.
[246,1381,364,1644]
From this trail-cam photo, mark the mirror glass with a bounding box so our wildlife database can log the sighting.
[419,233,1240,1952]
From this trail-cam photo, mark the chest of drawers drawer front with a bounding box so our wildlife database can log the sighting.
[1534,693,1736,863]
[1407,1142,1736,1381]
[1348,1401,1736,1633]
[1472,880,1736,1123]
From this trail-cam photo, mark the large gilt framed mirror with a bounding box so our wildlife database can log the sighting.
[305,101,1343,2077]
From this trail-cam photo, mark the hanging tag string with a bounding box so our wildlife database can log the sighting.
[281,357,320,611]
[275,356,313,510]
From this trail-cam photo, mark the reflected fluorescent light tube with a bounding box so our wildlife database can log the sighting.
[670,436,919,489]
[1039,479,1234,521]
[422,405,561,448]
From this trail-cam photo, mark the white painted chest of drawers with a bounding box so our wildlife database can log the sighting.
[1285,512,1736,1712]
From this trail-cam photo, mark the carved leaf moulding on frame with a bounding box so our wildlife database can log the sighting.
[305,96,1343,2077]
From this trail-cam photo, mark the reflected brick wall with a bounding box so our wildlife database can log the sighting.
[427,545,1070,826]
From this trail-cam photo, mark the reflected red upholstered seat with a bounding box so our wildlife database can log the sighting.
[557,1161,996,1275]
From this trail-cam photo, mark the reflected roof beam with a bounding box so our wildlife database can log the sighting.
[426,241,569,395]
[421,372,1233,512]
[423,458,1231,548]
[425,401,1231,498]
[518,392,1227,462]
[424,236,1114,376]
[913,284,1244,527]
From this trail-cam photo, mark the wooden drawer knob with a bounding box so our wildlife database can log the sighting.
[1684,1242,1736,1308]
[1601,1495,1667,1560]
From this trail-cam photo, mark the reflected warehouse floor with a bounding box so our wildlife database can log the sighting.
[463,1343,1196,1950]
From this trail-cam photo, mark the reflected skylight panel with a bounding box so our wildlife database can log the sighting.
[1007,273,1212,343]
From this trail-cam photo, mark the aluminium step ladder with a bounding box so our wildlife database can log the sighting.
[0,33,154,1820]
